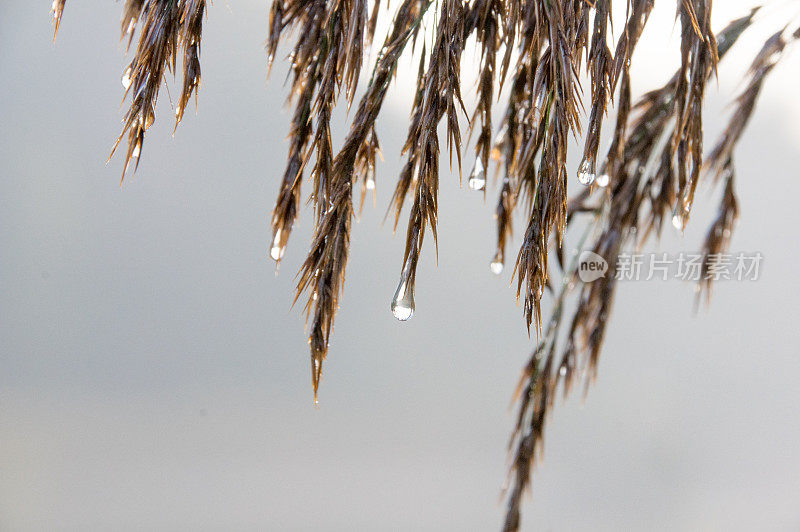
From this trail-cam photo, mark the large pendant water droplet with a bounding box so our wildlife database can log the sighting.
[391,274,415,321]
[577,157,596,186]
[468,158,486,191]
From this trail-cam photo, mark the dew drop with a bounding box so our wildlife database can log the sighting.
[671,212,684,231]
[490,260,504,275]
[365,176,376,190]
[131,142,141,159]
[468,158,486,191]
[122,68,133,90]
[595,172,610,187]
[391,276,415,321]
[577,157,596,185]
[490,254,504,275]
[270,229,285,261]
[559,366,567,377]
[270,244,285,261]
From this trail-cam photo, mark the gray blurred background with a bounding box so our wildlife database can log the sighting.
[2,1,800,530]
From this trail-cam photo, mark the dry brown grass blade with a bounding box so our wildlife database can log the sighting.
[706,26,793,182]
[610,0,654,91]
[290,0,432,401]
[174,0,206,130]
[672,0,716,230]
[466,0,500,194]
[698,23,798,300]
[697,160,738,303]
[51,0,67,42]
[513,0,587,335]
[390,0,466,322]
[502,8,774,530]
[104,0,211,181]
[109,0,181,181]
[122,0,147,50]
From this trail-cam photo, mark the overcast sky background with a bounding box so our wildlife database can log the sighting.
[2,1,800,530]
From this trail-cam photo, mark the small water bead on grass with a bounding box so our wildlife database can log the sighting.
[577,157,596,185]
[595,172,610,187]
[490,260,504,275]
[672,204,690,231]
[270,243,285,261]
[490,252,504,275]
[122,67,133,89]
[270,229,285,261]
[467,157,486,191]
[365,176,376,190]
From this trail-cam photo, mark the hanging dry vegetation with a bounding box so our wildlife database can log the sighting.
[52,1,799,529]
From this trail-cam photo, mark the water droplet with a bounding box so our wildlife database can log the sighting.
[671,212,684,231]
[131,142,141,159]
[468,158,486,191]
[490,260,504,275]
[365,176,375,190]
[270,230,285,261]
[559,366,567,377]
[391,276,415,321]
[595,172,610,187]
[490,254,504,275]
[122,68,133,90]
[577,157,596,185]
